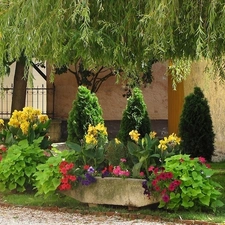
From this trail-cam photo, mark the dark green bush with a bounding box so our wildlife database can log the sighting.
[67,86,104,144]
[118,87,151,144]
[179,86,215,161]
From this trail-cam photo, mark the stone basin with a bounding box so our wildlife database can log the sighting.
[62,177,159,207]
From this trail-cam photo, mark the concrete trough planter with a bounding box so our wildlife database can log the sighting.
[62,177,159,208]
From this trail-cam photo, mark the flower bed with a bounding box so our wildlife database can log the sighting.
[62,177,159,207]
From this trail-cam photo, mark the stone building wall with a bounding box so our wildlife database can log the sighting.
[48,62,168,141]
[51,62,168,121]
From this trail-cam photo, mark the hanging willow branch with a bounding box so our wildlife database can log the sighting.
[1,0,225,84]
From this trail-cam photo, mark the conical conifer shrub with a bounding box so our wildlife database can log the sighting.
[67,86,104,144]
[179,86,215,161]
[118,87,151,144]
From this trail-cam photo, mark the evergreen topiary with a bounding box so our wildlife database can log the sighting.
[67,86,104,144]
[118,87,151,144]
[179,86,215,161]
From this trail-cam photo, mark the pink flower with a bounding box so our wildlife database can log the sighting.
[139,172,145,177]
[162,194,170,203]
[198,156,206,164]
[148,166,155,172]
[113,166,121,176]
[168,183,176,192]
[165,172,173,179]
[152,179,158,187]
[120,158,126,162]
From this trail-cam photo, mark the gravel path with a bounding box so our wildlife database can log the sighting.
[0,205,183,225]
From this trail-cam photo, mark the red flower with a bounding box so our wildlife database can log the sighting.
[65,163,74,170]
[69,175,77,181]
[168,183,176,192]
[60,167,68,175]
[165,172,173,179]
[59,161,68,169]
[0,145,7,152]
[83,165,90,170]
[154,185,161,191]
[153,167,159,174]
[61,176,69,184]
[58,183,71,190]
[161,188,167,196]
[108,165,114,173]
[162,194,170,203]
[205,163,211,168]
[152,179,158,187]
[173,180,181,186]
[102,167,107,174]
[159,173,167,180]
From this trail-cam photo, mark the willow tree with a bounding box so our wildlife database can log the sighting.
[1,1,225,89]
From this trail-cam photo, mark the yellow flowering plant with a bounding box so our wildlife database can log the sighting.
[0,107,51,148]
[66,123,108,168]
[127,130,181,177]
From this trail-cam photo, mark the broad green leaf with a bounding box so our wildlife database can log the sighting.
[16,177,25,186]
[9,182,17,191]
[199,195,210,206]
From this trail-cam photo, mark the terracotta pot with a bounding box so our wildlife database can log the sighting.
[62,177,159,207]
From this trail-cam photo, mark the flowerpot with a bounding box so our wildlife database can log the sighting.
[62,177,159,207]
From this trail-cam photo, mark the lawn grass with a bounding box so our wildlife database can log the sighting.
[0,161,225,224]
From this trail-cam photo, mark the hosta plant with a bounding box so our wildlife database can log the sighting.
[0,138,49,192]
[34,149,77,196]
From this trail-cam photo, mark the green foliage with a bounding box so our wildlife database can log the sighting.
[157,154,223,211]
[105,139,127,166]
[0,138,48,193]
[118,87,151,144]
[34,150,76,196]
[128,132,181,177]
[179,87,215,161]
[3,1,225,85]
[67,86,104,144]
[67,123,108,168]
[0,107,51,149]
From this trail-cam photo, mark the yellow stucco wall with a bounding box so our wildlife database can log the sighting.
[183,61,225,154]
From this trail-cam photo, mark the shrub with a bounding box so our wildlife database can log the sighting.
[118,87,151,144]
[146,154,223,212]
[0,138,49,192]
[34,150,76,196]
[179,86,215,161]
[67,86,104,144]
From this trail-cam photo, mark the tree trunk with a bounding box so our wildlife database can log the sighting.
[11,57,27,114]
